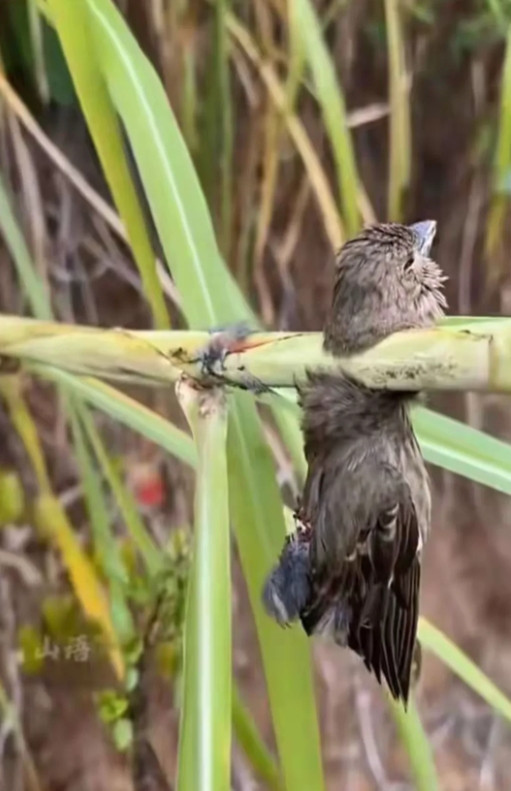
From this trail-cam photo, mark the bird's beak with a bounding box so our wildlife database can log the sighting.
[409,220,437,256]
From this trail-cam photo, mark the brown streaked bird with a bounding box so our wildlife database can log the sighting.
[263,221,447,705]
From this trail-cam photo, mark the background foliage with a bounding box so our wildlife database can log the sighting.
[2,1,511,789]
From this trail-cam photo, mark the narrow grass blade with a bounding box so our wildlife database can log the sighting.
[250,12,296,303]
[68,403,129,584]
[286,0,306,107]
[232,685,283,791]
[292,0,361,236]
[0,376,51,492]
[0,172,52,320]
[69,403,134,642]
[419,618,511,722]
[27,0,50,103]
[47,0,169,329]
[387,697,438,791]
[78,404,163,577]
[181,41,199,159]
[486,26,511,264]
[176,381,231,791]
[30,366,197,468]
[414,406,511,496]
[253,107,281,324]
[384,0,411,221]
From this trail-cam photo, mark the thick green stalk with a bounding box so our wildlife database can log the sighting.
[3,317,511,393]
[176,380,231,791]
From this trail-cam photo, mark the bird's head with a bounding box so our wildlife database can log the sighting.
[324,221,447,355]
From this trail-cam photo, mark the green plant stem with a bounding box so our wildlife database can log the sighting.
[176,380,231,791]
[3,317,511,393]
[384,0,411,221]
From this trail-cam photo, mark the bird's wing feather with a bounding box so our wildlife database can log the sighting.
[347,491,421,704]
[301,463,421,704]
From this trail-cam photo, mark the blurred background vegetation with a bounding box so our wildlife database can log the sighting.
[3,0,511,789]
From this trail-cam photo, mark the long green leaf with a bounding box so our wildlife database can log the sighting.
[69,403,128,584]
[31,366,197,468]
[414,407,511,496]
[419,619,511,722]
[176,382,231,791]
[388,697,438,791]
[84,0,252,328]
[47,0,169,329]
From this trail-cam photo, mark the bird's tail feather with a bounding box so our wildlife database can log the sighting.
[301,557,421,705]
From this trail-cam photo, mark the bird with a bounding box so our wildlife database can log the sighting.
[262,221,447,705]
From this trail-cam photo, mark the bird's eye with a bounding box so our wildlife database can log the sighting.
[404,254,415,272]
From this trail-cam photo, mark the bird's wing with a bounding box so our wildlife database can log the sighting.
[302,463,421,705]
[349,482,421,704]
